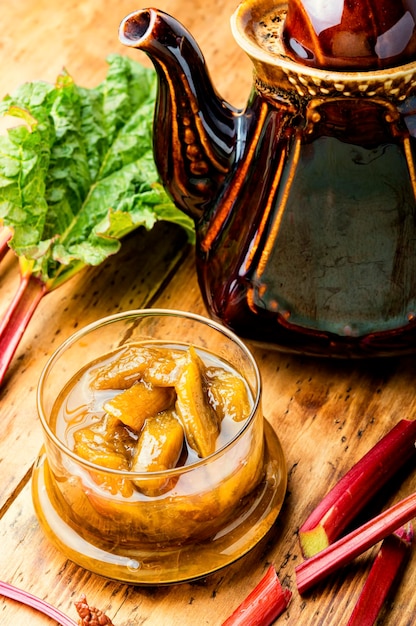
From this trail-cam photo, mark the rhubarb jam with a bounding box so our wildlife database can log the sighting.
[33,310,287,583]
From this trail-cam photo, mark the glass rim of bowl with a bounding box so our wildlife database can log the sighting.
[36,307,263,478]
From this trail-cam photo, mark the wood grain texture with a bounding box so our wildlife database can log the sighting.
[0,1,415,625]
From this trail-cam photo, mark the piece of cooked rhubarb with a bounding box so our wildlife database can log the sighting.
[222,564,292,626]
[346,523,414,626]
[295,491,416,594]
[299,418,416,557]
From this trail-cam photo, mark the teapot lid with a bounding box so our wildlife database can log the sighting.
[283,0,416,69]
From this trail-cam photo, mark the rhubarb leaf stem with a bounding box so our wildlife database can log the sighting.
[221,564,292,626]
[346,523,414,626]
[0,225,12,262]
[299,419,416,557]
[0,272,47,385]
[0,580,78,626]
[295,491,416,595]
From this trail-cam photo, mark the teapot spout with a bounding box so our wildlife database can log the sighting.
[119,9,239,220]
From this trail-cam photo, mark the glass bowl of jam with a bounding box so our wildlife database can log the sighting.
[32,309,287,584]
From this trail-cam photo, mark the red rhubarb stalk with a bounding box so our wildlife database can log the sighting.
[0,225,12,262]
[0,272,48,384]
[222,564,292,626]
[295,491,416,595]
[346,522,414,626]
[0,580,77,626]
[299,419,416,557]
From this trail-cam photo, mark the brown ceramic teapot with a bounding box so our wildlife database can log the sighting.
[119,0,416,357]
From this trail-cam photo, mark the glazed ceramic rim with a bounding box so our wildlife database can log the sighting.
[36,308,262,477]
[231,0,416,83]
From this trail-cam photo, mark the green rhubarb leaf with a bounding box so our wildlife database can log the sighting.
[0,54,194,289]
[0,106,53,250]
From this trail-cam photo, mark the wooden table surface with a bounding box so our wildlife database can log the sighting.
[0,1,415,624]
